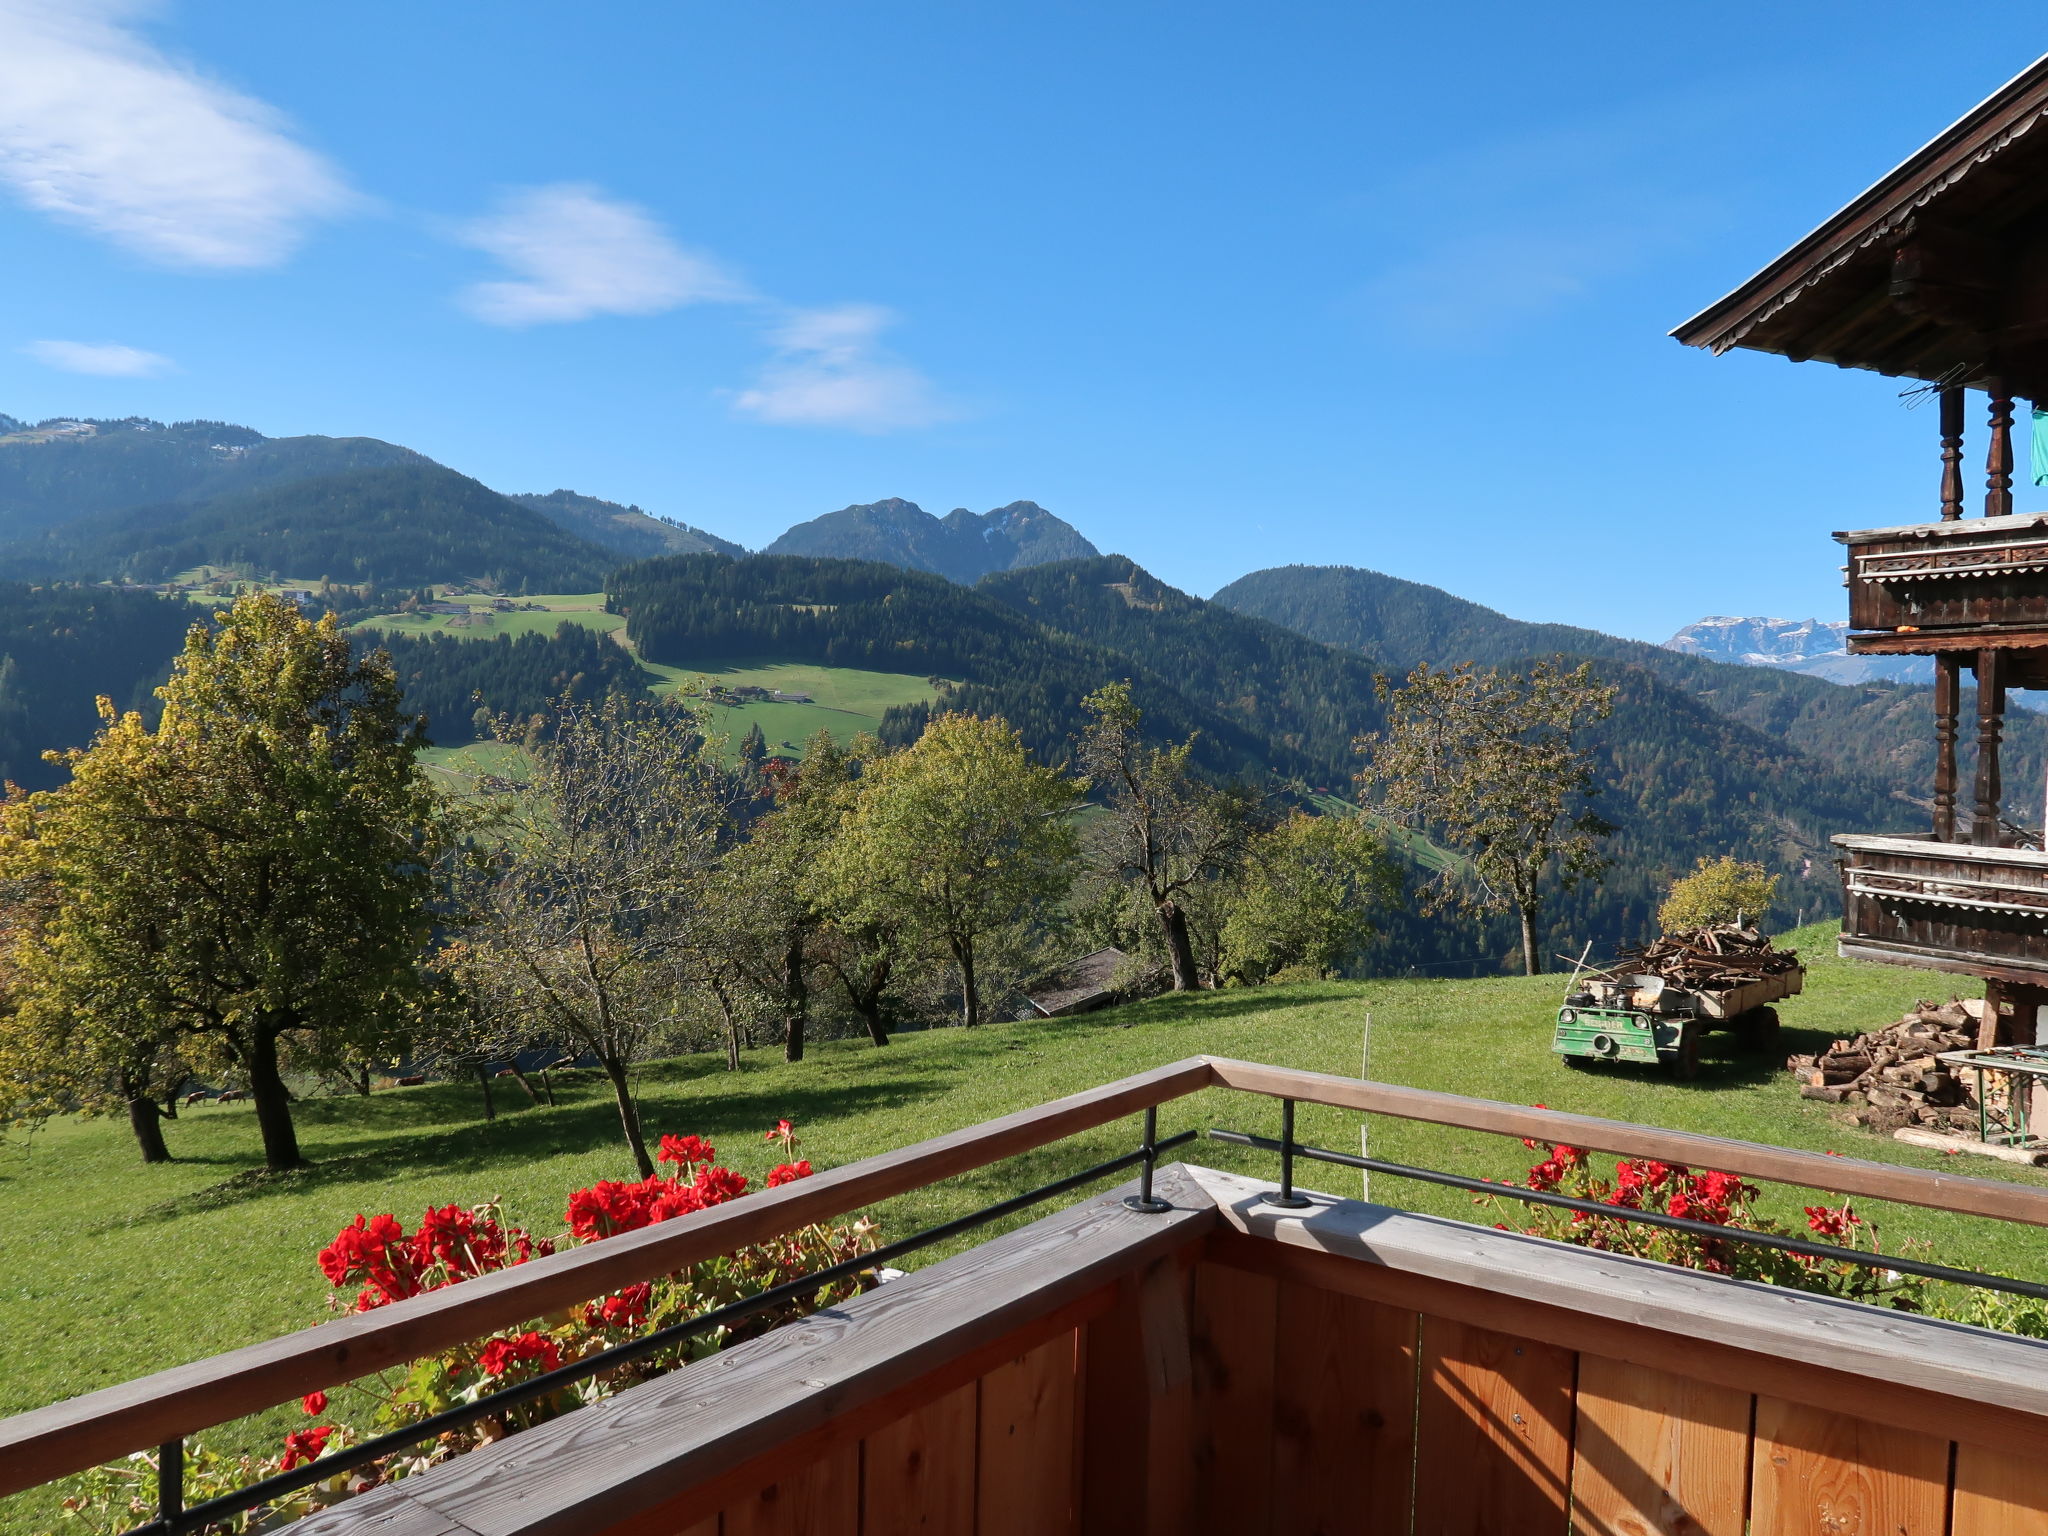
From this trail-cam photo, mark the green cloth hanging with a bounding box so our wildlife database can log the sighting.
[2035,406,2048,487]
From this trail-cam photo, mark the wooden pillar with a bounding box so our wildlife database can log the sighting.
[1940,386,1966,521]
[1986,385,2015,518]
[1934,653,1960,840]
[1974,648,2006,845]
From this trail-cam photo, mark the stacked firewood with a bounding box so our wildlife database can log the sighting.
[1787,999,1989,1132]
[1601,925,1801,989]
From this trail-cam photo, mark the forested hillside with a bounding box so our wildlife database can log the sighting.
[1213,563,2048,813]
[607,553,1294,780]
[509,490,745,561]
[0,417,425,541]
[371,626,655,744]
[0,584,196,790]
[0,464,617,591]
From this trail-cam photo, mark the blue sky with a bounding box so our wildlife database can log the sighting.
[0,2,2038,640]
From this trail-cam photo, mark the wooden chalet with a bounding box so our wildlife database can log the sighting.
[1676,53,2048,1039]
[8,1059,2048,1534]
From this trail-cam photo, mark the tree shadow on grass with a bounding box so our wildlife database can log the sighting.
[113,1070,959,1229]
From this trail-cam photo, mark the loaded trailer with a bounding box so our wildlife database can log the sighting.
[1552,929,1804,1080]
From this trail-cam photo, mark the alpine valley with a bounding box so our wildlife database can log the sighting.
[0,413,2018,976]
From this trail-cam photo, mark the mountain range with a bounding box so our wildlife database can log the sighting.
[0,416,1092,592]
[0,411,1996,971]
[1662,615,1935,686]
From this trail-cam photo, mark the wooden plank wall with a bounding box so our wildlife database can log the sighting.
[650,1330,1082,1536]
[1185,1259,2048,1536]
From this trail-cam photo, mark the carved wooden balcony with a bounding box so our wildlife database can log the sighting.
[1838,832,2048,981]
[1837,513,2048,665]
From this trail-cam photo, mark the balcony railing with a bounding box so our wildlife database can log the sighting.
[1836,511,2048,653]
[1838,832,2048,980]
[9,1059,2048,1535]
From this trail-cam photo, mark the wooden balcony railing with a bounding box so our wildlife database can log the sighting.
[10,1059,2048,1534]
[1838,832,2048,982]
[1837,512,2048,655]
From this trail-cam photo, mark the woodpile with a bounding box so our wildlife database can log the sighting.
[1604,925,1801,990]
[1786,998,1992,1134]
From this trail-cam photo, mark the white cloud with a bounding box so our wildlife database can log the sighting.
[0,0,352,268]
[21,338,173,376]
[456,183,751,326]
[733,304,952,433]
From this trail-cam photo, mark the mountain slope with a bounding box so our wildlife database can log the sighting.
[0,416,427,541]
[1211,563,2048,818]
[0,463,618,591]
[509,490,745,561]
[607,553,1294,782]
[761,498,1098,583]
[988,557,1903,938]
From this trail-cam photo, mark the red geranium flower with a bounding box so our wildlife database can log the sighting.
[279,1426,333,1472]
[300,1391,328,1417]
[693,1164,748,1203]
[658,1134,717,1169]
[477,1331,562,1377]
[766,1119,798,1153]
[766,1160,813,1188]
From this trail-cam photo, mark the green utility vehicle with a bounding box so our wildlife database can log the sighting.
[1552,967,1801,1080]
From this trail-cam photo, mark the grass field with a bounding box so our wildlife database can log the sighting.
[4,923,2038,1528]
[354,592,625,642]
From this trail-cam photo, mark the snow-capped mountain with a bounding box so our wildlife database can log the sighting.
[1662,616,1935,686]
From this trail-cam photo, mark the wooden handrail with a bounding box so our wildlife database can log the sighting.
[0,1057,1217,1499]
[1206,1057,2048,1228]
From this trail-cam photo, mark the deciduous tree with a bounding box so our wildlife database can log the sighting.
[455,691,734,1176]
[0,593,444,1170]
[1078,682,1264,990]
[1220,811,1400,984]
[1355,659,1616,975]
[1659,855,1779,933]
[818,713,1079,1027]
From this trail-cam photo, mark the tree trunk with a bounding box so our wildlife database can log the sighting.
[355,1064,372,1097]
[127,1094,171,1164]
[246,1028,305,1171]
[1518,904,1541,977]
[849,957,893,1047]
[709,977,743,1072]
[504,1064,542,1104]
[159,1093,179,1121]
[475,1064,496,1121]
[782,934,809,1064]
[1157,900,1202,991]
[957,938,980,1028]
[602,1055,654,1178]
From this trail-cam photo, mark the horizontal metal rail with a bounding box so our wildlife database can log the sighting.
[1207,1127,2048,1303]
[131,1130,1196,1536]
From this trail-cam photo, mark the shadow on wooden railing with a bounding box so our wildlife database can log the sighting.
[8,1054,2048,1534]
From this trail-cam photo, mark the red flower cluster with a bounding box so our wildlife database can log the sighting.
[586,1281,652,1330]
[317,1205,549,1313]
[300,1391,327,1417]
[1524,1143,1587,1191]
[564,1160,751,1242]
[766,1161,813,1188]
[278,1426,333,1472]
[1805,1204,1862,1239]
[477,1331,562,1377]
[658,1134,717,1169]
[766,1119,798,1154]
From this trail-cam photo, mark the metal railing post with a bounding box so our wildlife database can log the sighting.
[1264,1098,1311,1209]
[1123,1106,1172,1213]
[158,1437,183,1528]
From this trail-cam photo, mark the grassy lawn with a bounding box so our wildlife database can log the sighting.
[640,658,939,760]
[2,921,2039,1529]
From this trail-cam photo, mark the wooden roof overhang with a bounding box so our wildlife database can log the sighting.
[1672,53,2048,397]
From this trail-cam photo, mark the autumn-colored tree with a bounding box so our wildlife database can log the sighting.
[1355,659,1616,976]
[1659,855,1779,933]
[1077,682,1264,990]
[817,713,1079,1027]
[0,593,444,1170]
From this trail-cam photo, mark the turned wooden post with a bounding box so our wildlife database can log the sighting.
[1934,652,1960,839]
[1975,648,2007,845]
[1987,385,2016,518]
[1939,386,1966,521]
